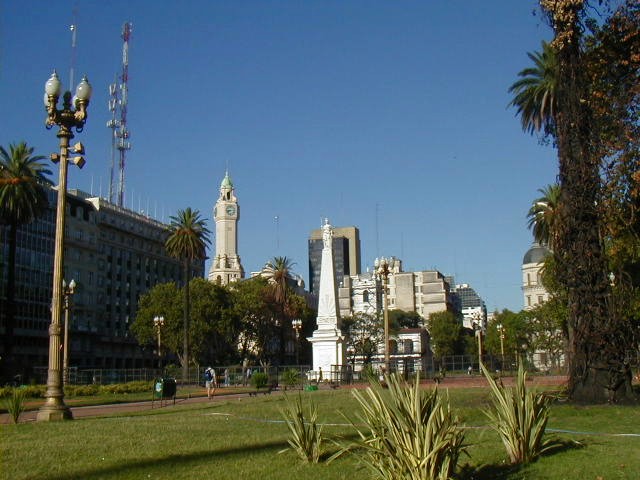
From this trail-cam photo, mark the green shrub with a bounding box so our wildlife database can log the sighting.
[282,369,300,389]
[333,373,465,480]
[4,388,27,424]
[280,394,324,463]
[250,372,269,389]
[65,384,100,396]
[19,385,45,398]
[482,362,553,464]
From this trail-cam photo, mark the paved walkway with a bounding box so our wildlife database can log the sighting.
[1,375,568,424]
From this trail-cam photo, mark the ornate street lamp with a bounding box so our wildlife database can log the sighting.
[62,279,76,386]
[291,319,302,365]
[37,70,91,422]
[375,257,391,374]
[154,316,165,370]
[497,323,506,369]
[473,318,483,373]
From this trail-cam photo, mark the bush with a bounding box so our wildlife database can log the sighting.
[282,369,300,389]
[280,394,324,463]
[333,373,465,479]
[250,372,269,389]
[65,384,99,396]
[4,388,27,424]
[482,362,553,464]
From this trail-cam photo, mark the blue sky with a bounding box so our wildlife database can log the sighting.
[1,1,559,312]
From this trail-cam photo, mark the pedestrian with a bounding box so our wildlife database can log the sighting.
[318,367,323,382]
[204,367,216,400]
[468,365,472,376]
[224,368,229,387]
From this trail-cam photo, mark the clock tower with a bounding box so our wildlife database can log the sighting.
[208,171,244,285]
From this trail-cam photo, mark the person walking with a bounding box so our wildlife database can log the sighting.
[204,367,216,400]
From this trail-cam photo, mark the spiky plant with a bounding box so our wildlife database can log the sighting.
[279,394,324,463]
[482,362,553,464]
[4,387,27,424]
[334,373,465,480]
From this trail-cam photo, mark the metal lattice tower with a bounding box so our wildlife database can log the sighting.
[107,22,132,206]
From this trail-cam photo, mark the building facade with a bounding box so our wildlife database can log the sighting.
[308,225,360,294]
[0,187,203,378]
[452,283,487,329]
[208,172,244,285]
[522,242,551,310]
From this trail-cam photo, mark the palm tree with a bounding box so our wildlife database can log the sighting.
[508,40,558,136]
[262,256,300,362]
[165,208,210,382]
[527,184,561,249]
[263,256,296,305]
[0,142,52,371]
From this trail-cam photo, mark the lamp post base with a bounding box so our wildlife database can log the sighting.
[36,401,73,422]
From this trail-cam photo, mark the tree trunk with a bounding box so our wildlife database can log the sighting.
[549,1,635,403]
[182,261,190,383]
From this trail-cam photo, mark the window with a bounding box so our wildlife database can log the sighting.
[526,295,531,306]
[537,295,544,305]
[363,290,369,303]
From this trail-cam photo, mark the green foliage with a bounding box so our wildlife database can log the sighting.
[251,372,269,389]
[335,373,465,479]
[427,310,463,358]
[279,394,324,463]
[482,362,553,464]
[343,312,382,365]
[64,384,100,396]
[484,309,532,359]
[4,387,27,423]
[282,368,300,388]
[0,385,46,399]
[131,279,238,366]
[388,309,423,329]
[98,381,152,395]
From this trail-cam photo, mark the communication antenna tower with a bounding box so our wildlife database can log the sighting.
[106,22,132,206]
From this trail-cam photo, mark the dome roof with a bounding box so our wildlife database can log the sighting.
[523,243,551,265]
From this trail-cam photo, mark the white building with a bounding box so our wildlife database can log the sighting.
[522,243,551,310]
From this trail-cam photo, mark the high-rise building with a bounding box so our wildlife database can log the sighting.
[308,225,360,294]
[0,187,204,378]
[208,172,244,285]
[453,283,487,329]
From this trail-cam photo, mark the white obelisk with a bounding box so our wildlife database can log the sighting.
[309,219,345,377]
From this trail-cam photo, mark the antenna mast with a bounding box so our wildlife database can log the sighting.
[107,22,132,206]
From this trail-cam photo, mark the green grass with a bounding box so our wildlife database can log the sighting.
[2,387,640,480]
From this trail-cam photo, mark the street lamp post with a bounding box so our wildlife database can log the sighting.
[473,321,483,373]
[37,70,91,422]
[497,323,506,370]
[62,279,76,386]
[154,316,165,370]
[291,319,302,365]
[375,257,391,374]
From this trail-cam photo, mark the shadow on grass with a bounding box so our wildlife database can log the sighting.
[36,439,289,480]
[456,438,584,480]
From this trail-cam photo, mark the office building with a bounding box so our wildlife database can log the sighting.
[0,187,203,378]
[308,225,360,294]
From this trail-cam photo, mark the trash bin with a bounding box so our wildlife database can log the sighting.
[304,385,318,392]
[153,377,176,399]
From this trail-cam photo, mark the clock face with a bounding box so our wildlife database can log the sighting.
[226,205,236,216]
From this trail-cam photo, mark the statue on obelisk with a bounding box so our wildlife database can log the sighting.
[309,218,345,378]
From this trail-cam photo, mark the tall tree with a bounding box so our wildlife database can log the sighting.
[262,256,302,363]
[165,208,210,381]
[508,40,558,136]
[426,311,462,360]
[342,312,383,365]
[0,142,52,373]
[541,0,628,403]
[527,184,561,249]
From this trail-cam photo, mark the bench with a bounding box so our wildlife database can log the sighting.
[248,384,276,397]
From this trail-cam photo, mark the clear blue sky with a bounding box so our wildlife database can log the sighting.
[1,1,559,312]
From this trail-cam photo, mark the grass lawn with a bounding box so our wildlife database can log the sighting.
[2,387,640,479]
